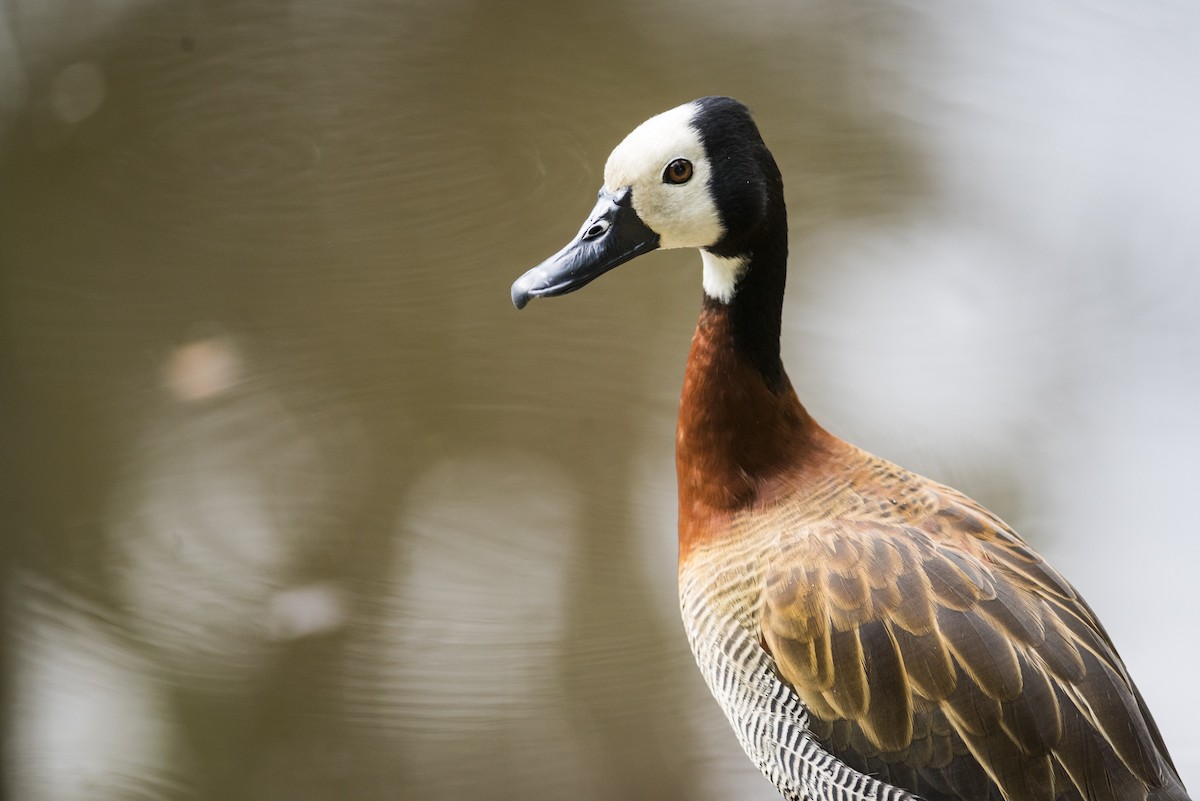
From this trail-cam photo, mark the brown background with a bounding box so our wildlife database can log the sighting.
[3,1,1198,799]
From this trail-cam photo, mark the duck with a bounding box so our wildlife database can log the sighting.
[510,96,1191,801]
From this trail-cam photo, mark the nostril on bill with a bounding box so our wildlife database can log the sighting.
[583,220,609,239]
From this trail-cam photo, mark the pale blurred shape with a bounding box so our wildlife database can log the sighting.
[1038,363,1200,786]
[6,575,179,801]
[49,61,105,123]
[630,446,680,615]
[389,451,576,715]
[344,450,588,797]
[914,4,1200,785]
[163,335,242,402]
[267,582,348,641]
[789,221,1048,475]
[684,699,781,801]
[114,447,287,684]
[111,364,358,688]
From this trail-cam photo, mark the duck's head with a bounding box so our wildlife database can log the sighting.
[511,96,783,310]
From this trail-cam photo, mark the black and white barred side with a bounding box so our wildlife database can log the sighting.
[680,538,920,801]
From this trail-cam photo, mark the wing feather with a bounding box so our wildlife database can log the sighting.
[937,606,1023,702]
[825,626,869,718]
[999,656,1062,757]
[889,624,956,699]
[859,619,913,751]
[758,472,1186,801]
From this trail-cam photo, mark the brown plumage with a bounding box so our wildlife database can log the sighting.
[512,96,1190,801]
[678,298,1185,801]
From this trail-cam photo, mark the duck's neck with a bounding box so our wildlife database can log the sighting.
[713,235,789,392]
[676,235,834,555]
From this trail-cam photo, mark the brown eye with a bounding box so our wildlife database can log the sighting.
[663,158,694,185]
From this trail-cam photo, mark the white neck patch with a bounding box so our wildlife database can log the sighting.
[701,251,747,304]
[602,101,724,251]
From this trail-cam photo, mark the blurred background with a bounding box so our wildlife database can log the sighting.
[2,1,1198,799]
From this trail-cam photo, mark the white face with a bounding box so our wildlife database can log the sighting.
[603,101,725,251]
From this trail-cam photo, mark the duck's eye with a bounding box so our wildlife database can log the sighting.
[663,158,694,185]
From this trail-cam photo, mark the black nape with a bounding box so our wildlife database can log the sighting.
[692,97,790,392]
